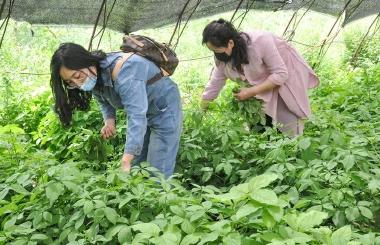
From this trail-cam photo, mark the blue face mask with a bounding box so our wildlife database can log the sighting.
[80,74,97,91]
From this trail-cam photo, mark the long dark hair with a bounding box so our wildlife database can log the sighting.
[50,43,106,126]
[202,18,250,73]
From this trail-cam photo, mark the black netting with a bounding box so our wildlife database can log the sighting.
[1,0,378,33]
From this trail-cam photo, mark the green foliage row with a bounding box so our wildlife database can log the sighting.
[1,128,378,244]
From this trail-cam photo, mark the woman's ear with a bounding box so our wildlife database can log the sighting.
[225,39,235,56]
[228,39,235,49]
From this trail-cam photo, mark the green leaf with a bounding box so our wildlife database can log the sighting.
[10,184,29,195]
[202,201,212,210]
[119,196,134,208]
[332,210,346,227]
[321,147,332,160]
[368,179,380,193]
[288,187,299,205]
[0,124,25,134]
[106,173,116,184]
[229,130,240,141]
[223,163,233,176]
[198,231,218,245]
[45,182,65,205]
[248,173,278,191]
[222,232,241,245]
[69,210,82,224]
[213,190,246,204]
[189,210,205,222]
[94,209,105,223]
[207,220,231,234]
[0,188,9,200]
[250,189,278,206]
[181,219,195,234]
[266,206,283,222]
[235,203,259,220]
[94,200,106,209]
[221,134,228,146]
[12,222,34,236]
[105,225,124,240]
[30,234,49,241]
[85,224,98,241]
[170,205,185,217]
[132,223,160,237]
[260,231,281,242]
[3,216,17,230]
[68,231,79,242]
[342,155,355,171]
[296,210,328,231]
[359,233,376,245]
[331,190,344,206]
[312,227,332,244]
[262,209,276,228]
[357,201,371,207]
[320,132,331,145]
[43,211,53,223]
[83,200,94,215]
[180,234,201,245]
[294,199,311,209]
[62,181,81,193]
[345,207,360,222]
[132,232,152,243]
[118,226,132,244]
[171,215,184,224]
[104,207,119,224]
[32,214,43,229]
[331,226,351,245]
[331,131,344,146]
[75,216,85,230]
[299,137,311,150]
[201,171,212,182]
[292,231,312,243]
[150,232,179,245]
[130,209,139,224]
[358,206,373,219]
[327,161,337,170]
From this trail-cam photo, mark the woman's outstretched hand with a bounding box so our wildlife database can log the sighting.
[101,118,116,139]
[121,153,134,172]
[200,99,211,112]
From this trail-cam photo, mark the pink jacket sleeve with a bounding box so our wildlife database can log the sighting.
[259,35,289,85]
[202,64,227,100]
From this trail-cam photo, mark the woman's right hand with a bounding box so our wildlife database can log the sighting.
[101,118,116,139]
[200,99,211,112]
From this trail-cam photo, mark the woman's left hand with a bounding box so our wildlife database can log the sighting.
[233,87,255,101]
[121,153,134,172]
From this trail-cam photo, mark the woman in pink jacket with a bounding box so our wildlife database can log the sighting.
[201,19,320,136]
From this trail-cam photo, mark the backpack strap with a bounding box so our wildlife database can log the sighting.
[146,67,171,84]
[111,52,134,81]
[146,72,163,85]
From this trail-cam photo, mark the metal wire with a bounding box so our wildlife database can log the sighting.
[0,0,15,49]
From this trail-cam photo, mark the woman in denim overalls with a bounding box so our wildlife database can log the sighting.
[50,43,183,178]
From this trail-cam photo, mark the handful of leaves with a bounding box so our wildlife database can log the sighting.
[230,83,266,129]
